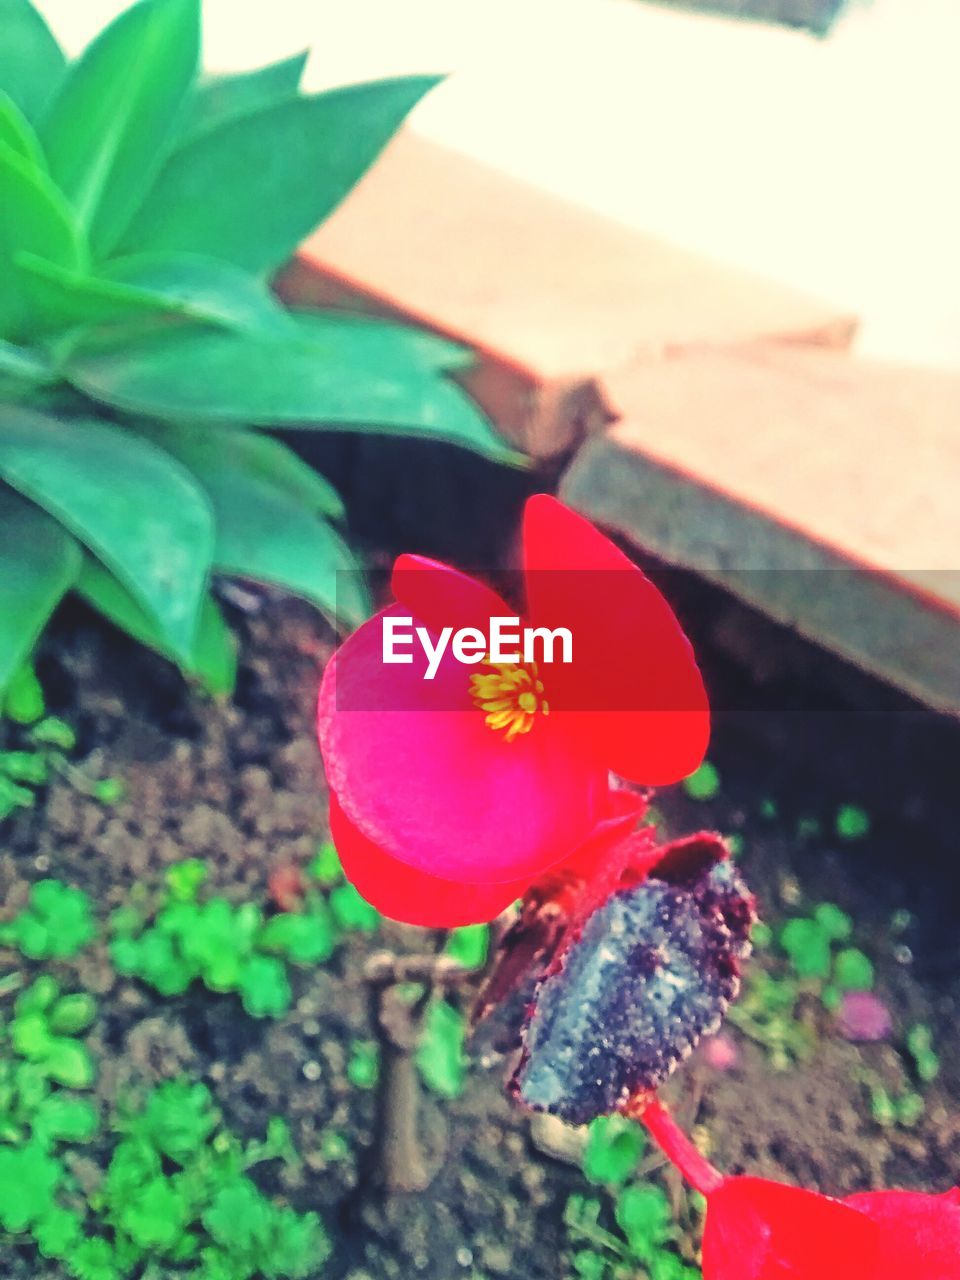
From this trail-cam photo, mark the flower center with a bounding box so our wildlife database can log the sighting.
[469,658,549,741]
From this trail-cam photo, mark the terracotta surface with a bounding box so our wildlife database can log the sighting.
[278,131,856,458]
[562,345,960,714]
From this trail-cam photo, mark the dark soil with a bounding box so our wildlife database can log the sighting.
[1,565,958,1279]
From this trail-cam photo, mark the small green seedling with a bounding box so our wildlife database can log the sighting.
[730,901,874,1069]
[836,805,870,841]
[566,1106,702,1280]
[416,998,468,1100]
[906,1024,940,1083]
[565,1185,701,1280]
[0,881,95,960]
[682,761,720,802]
[346,1039,379,1090]
[725,833,745,858]
[1,1079,331,1278]
[329,883,380,933]
[0,676,124,820]
[110,861,338,1018]
[5,976,97,1090]
[444,923,490,969]
[306,840,344,888]
[856,1067,925,1130]
[727,971,816,1071]
[582,1115,647,1187]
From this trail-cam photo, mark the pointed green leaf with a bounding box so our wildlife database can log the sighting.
[210,429,344,521]
[17,250,294,335]
[0,141,86,340]
[0,338,54,387]
[41,0,201,256]
[66,320,518,462]
[142,422,369,626]
[120,76,442,272]
[76,556,237,696]
[0,407,214,661]
[294,310,475,372]
[0,91,45,168]
[103,252,295,333]
[183,51,308,139]
[0,0,66,124]
[0,485,80,695]
[416,999,467,1100]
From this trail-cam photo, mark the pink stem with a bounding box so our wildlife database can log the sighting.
[628,1095,725,1196]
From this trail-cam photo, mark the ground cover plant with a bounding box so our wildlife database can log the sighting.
[0,0,515,717]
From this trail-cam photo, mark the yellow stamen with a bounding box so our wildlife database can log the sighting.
[469,656,549,741]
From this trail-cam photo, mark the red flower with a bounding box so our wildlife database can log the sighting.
[703,1177,960,1279]
[317,495,708,926]
[638,1099,960,1280]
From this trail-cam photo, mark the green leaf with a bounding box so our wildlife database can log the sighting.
[779,918,832,981]
[34,1205,83,1258]
[136,1079,218,1163]
[416,999,467,1099]
[141,421,369,626]
[120,76,443,271]
[444,924,489,969]
[48,992,97,1035]
[67,318,515,462]
[76,555,237,696]
[0,1140,62,1232]
[346,1039,379,1090]
[0,90,44,167]
[164,857,207,902]
[614,1184,674,1261]
[307,840,344,887]
[683,760,720,801]
[184,51,308,139]
[173,422,344,520]
[40,0,201,256]
[3,661,45,723]
[203,1178,273,1252]
[0,336,54,387]
[68,1236,123,1280]
[239,954,291,1019]
[0,407,215,662]
[0,140,86,340]
[813,902,852,942]
[120,1176,190,1248]
[18,249,296,335]
[583,1115,646,1186]
[833,947,874,992]
[836,804,870,841]
[44,1038,95,1089]
[0,0,66,124]
[257,909,336,966]
[0,486,80,696]
[329,884,379,933]
[32,1096,98,1145]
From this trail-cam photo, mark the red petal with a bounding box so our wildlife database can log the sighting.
[845,1189,960,1278]
[391,554,514,634]
[702,1177,882,1279]
[317,605,608,884]
[330,794,524,926]
[522,495,709,784]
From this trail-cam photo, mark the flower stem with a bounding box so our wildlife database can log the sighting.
[626,1095,724,1196]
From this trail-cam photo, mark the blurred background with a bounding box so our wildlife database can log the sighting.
[37,0,960,368]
